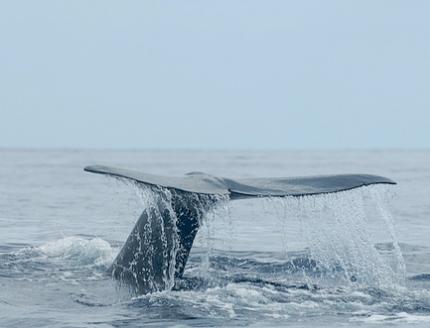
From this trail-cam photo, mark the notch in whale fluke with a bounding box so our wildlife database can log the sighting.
[84,165,396,294]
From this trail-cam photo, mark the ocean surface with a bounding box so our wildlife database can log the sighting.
[1,149,429,328]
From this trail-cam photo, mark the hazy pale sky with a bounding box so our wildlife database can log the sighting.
[1,1,429,149]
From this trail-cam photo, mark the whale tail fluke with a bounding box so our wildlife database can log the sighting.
[84,165,396,294]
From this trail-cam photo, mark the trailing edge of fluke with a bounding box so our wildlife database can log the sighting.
[84,165,395,199]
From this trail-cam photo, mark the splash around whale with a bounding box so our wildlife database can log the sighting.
[84,165,396,295]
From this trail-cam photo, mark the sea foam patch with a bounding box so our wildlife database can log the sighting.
[38,236,116,267]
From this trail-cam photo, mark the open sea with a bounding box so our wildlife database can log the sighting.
[1,149,429,328]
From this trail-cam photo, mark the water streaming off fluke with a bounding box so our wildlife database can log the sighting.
[114,181,404,295]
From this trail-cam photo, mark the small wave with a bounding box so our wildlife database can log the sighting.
[37,236,116,267]
[132,282,291,320]
[128,282,430,324]
[351,312,430,323]
[410,274,430,281]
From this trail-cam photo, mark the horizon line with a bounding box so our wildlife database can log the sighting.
[1,146,429,152]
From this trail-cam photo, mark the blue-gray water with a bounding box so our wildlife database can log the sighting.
[1,149,429,327]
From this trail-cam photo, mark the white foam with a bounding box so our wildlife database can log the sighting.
[38,236,116,266]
